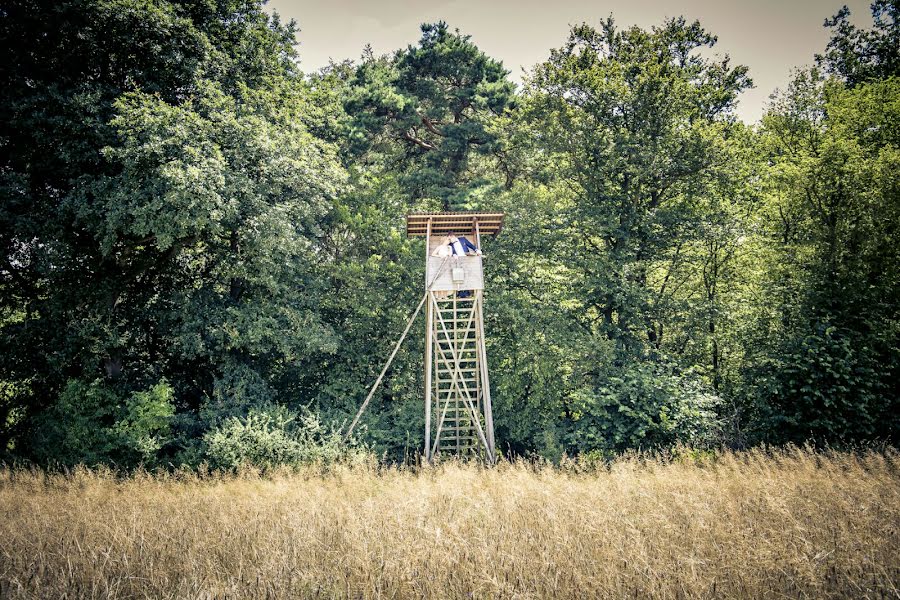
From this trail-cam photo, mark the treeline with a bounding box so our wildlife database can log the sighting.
[0,0,897,467]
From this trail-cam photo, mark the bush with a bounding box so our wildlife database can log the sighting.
[567,362,723,452]
[750,321,892,444]
[28,379,175,468]
[113,381,175,466]
[203,406,361,470]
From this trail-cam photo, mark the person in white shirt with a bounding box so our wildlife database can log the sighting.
[431,234,481,257]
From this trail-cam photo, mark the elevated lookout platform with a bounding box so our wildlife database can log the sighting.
[407,212,504,294]
[405,211,505,464]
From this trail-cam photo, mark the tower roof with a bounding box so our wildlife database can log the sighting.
[406,212,505,237]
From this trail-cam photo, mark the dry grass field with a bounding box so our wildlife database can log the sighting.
[1,448,898,599]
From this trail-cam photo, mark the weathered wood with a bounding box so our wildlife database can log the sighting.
[430,389,455,458]
[345,291,428,439]
[476,291,496,463]
[430,294,492,462]
[412,212,500,464]
[426,255,484,292]
[424,219,433,463]
[407,212,504,237]
[431,296,480,458]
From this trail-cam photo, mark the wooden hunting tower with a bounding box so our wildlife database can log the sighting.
[406,212,504,464]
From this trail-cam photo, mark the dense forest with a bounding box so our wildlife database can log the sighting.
[1,0,898,468]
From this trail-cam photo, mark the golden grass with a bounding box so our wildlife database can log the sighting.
[1,448,898,599]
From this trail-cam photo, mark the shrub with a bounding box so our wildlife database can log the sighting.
[112,381,175,466]
[203,406,359,470]
[28,379,175,468]
[568,362,723,452]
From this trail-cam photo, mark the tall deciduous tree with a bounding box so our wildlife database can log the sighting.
[816,0,900,85]
[745,70,900,442]
[494,17,751,452]
[0,0,345,464]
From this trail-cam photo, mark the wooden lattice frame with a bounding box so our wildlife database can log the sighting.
[420,214,497,464]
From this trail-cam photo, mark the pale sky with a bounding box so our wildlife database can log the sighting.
[267,0,873,123]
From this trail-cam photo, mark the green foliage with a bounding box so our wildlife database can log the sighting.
[816,1,900,85]
[1,2,898,466]
[29,378,175,467]
[484,17,748,453]
[743,71,900,443]
[752,322,883,441]
[203,406,358,470]
[567,362,722,452]
[113,380,176,465]
[346,22,515,210]
[523,16,750,352]
[29,380,119,467]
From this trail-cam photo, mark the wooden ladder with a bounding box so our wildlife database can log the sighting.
[431,294,484,458]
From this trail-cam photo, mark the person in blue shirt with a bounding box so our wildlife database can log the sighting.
[448,234,481,256]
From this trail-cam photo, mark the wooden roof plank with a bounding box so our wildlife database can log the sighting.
[406,212,505,238]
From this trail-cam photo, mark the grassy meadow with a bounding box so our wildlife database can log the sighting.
[1,448,898,599]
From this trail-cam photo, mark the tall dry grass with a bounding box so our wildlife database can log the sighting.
[1,448,898,599]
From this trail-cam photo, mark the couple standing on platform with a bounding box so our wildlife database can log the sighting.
[431,234,481,258]
[430,234,481,299]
